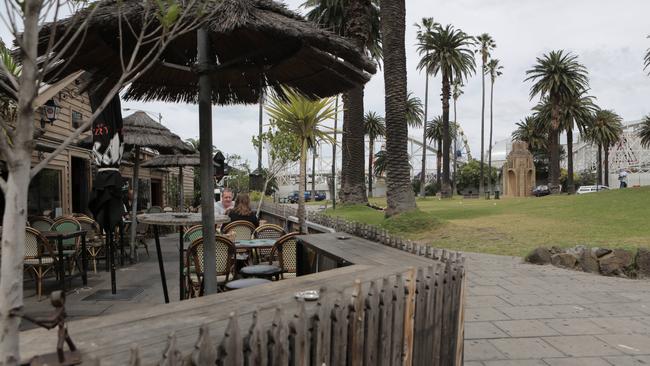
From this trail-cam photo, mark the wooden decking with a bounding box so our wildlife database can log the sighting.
[20,233,448,365]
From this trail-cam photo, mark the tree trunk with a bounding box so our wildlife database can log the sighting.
[548,103,561,193]
[567,127,575,194]
[368,138,374,198]
[604,145,610,187]
[441,72,452,197]
[479,55,486,197]
[340,0,370,205]
[381,0,416,216]
[597,143,603,186]
[298,140,308,233]
[1,2,39,361]
[130,146,140,260]
[420,73,429,197]
[487,77,495,196]
[179,166,184,211]
[331,95,338,209]
[453,97,458,195]
[436,137,441,187]
[311,147,316,197]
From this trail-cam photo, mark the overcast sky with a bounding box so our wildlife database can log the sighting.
[3,0,650,165]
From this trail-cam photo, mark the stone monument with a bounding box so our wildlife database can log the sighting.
[502,141,535,197]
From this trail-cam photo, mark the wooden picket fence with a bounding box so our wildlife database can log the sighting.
[261,202,460,263]
[109,261,465,366]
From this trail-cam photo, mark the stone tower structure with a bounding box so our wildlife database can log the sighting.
[502,141,535,197]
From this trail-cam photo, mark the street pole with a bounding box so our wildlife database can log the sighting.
[197,27,217,295]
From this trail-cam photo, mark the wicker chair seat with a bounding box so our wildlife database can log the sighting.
[240,264,282,277]
[225,278,271,290]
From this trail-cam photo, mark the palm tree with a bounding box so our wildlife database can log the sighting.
[512,116,547,151]
[586,109,623,187]
[380,0,416,215]
[638,115,650,148]
[405,92,424,128]
[525,50,589,193]
[266,87,336,233]
[373,149,387,177]
[476,33,496,197]
[415,17,440,197]
[644,35,650,73]
[425,115,443,187]
[486,58,502,195]
[417,24,476,196]
[302,0,381,205]
[452,80,463,193]
[364,111,385,197]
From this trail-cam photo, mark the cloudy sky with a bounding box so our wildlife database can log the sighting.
[3,0,650,166]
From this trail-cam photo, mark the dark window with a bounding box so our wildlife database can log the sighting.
[72,110,83,128]
[28,168,62,216]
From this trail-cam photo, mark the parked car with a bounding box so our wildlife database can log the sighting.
[532,185,551,197]
[287,191,312,203]
[314,191,327,201]
[576,185,609,194]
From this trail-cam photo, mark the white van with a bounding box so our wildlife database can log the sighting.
[576,185,609,194]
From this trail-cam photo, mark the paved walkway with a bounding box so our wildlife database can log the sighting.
[21,236,650,365]
[464,252,650,365]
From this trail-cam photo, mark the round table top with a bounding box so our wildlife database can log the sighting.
[136,212,230,226]
[235,239,277,248]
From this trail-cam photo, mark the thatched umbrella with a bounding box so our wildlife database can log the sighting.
[122,111,194,259]
[39,0,375,295]
[141,154,221,211]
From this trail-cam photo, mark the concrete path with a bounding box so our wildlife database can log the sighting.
[464,252,650,365]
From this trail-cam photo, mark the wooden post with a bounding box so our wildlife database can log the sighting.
[403,268,417,366]
[129,145,140,260]
[178,166,184,212]
[197,27,217,294]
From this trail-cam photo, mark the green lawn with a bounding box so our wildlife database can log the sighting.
[324,187,650,257]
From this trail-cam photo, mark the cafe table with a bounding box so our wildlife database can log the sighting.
[137,213,230,303]
[41,230,88,291]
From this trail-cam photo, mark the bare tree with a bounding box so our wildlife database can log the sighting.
[0,1,213,363]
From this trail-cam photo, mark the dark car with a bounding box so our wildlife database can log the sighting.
[288,191,312,203]
[532,185,551,197]
[314,191,327,201]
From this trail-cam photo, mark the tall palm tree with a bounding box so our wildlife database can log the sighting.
[417,24,476,196]
[405,92,424,128]
[638,115,650,148]
[452,81,463,193]
[476,33,496,197]
[586,109,623,187]
[644,35,650,73]
[266,87,336,233]
[302,0,381,205]
[525,50,589,193]
[512,116,547,151]
[486,58,502,195]
[415,17,440,197]
[364,111,385,197]
[425,115,443,187]
[380,0,416,215]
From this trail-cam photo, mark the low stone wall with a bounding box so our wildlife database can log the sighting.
[526,245,650,278]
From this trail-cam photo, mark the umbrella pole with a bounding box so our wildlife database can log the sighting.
[130,146,140,262]
[179,166,184,212]
[197,27,217,295]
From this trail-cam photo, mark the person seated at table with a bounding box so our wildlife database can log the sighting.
[228,193,259,227]
[214,188,234,216]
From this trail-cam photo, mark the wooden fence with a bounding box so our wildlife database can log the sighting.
[261,202,460,263]
[110,262,465,366]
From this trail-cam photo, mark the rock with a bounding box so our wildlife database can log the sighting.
[593,248,612,258]
[525,247,551,265]
[551,253,578,268]
[550,246,565,255]
[598,249,633,276]
[566,245,587,257]
[635,248,650,277]
[579,249,599,274]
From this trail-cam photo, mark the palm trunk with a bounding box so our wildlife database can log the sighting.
[487,77,495,196]
[567,127,575,194]
[381,0,416,216]
[548,103,561,193]
[311,147,316,197]
[331,95,338,209]
[436,138,442,187]
[368,138,374,198]
[479,56,486,197]
[420,73,429,197]
[298,140,308,233]
[597,143,603,186]
[453,96,458,195]
[441,72,452,196]
[604,145,610,187]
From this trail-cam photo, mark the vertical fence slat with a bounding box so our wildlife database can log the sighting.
[160,333,182,366]
[403,268,417,366]
[129,346,140,366]
[348,279,365,366]
[330,291,348,366]
[432,264,443,366]
[412,267,427,365]
[290,300,309,366]
[378,276,393,366]
[390,273,405,366]
[191,324,217,366]
[244,311,266,366]
[454,265,466,366]
[316,288,332,366]
[363,280,380,366]
[217,312,242,366]
[268,307,288,366]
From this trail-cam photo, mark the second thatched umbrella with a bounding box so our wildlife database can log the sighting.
[122,111,194,260]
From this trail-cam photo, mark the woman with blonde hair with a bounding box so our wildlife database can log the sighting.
[228,193,259,227]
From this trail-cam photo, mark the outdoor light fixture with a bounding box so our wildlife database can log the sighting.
[40,99,60,128]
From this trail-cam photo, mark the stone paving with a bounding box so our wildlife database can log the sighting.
[20,236,650,364]
[463,252,650,365]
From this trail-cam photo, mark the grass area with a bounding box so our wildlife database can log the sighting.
[324,187,650,257]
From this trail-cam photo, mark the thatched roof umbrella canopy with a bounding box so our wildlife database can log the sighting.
[123,111,194,154]
[38,0,377,104]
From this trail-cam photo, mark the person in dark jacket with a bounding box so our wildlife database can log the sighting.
[228,193,259,227]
